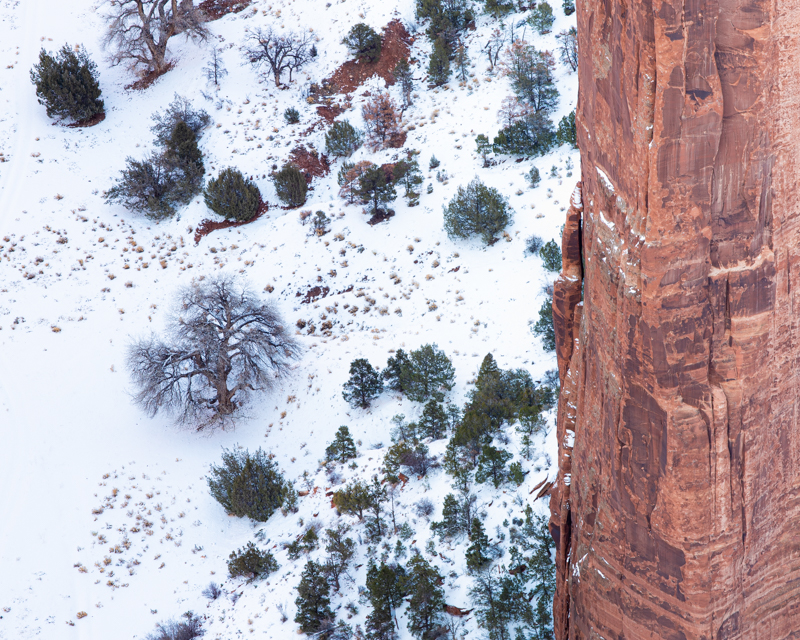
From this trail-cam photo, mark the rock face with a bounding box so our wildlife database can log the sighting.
[550,1,800,638]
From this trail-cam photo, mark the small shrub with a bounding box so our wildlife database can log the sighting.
[540,239,562,272]
[311,210,330,235]
[207,447,288,521]
[105,153,178,219]
[272,164,307,207]
[228,542,279,580]
[526,235,544,255]
[325,120,363,158]
[493,112,556,157]
[415,497,435,518]
[204,168,261,221]
[284,107,300,124]
[508,461,526,485]
[483,0,515,17]
[30,44,104,122]
[145,612,204,640]
[444,178,512,245]
[342,23,382,63]
[563,0,576,15]
[526,166,541,188]
[429,155,440,169]
[201,582,222,600]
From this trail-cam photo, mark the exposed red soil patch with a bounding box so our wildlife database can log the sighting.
[289,145,330,183]
[194,200,269,244]
[316,103,346,124]
[199,0,251,20]
[322,20,412,94]
[66,112,106,128]
[125,62,175,91]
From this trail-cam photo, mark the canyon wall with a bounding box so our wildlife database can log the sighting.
[550,0,800,638]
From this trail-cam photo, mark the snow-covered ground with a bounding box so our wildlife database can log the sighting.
[0,0,577,638]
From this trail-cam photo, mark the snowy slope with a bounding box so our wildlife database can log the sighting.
[0,0,577,638]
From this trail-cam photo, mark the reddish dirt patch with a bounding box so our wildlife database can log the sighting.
[296,285,331,305]
[323,20,412,94]
[125,62,175,91]
[316,103,346,124]
[199,0,251,20]
[66,112,106,128]
[289,145,330,182]
[194,200,269,244]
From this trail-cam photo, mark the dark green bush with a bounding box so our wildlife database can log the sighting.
[342,358,384,408]
[493,112,556,156]
[204,167,261,221]
[326,425,358,463]
[428,37,451,86]
[531,297,556,352]
[227,542,278,580]
[528,1,555,33]
[556,110,578,148]
[526,166,541,188]
[30,44,103,122]
[105,153,177,219]
[284,107,300,124]
[563,0,576,15]
[356,164,397,214]
[325,120,363,157]
[443,178,512,244]
[405,343,455,403]
[342,23,382,63]
[207,447,288,521]
[272,164,307,207]
[164,121,204,204]
[540,239,562,272]
[483,0,515,17]
[429,155,440,169]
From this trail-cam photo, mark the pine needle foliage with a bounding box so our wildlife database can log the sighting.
[325,120,364,158]
[272,163,307,207]
[207,447,289,521]
[342,358,384,408]
[204,167,261,221]
[443,178,512,244]
[342,23,382,63]
[326,426,358,463]
[227,542,279,580]
[30,44,104,122]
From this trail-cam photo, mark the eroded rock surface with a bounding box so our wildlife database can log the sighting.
[550,1,800,638]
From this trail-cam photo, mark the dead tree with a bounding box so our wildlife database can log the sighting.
[102,0,208,75]
[242,27,313,87]
[127,276,301,428]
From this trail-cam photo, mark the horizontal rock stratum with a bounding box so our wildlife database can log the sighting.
[550,0,800,638]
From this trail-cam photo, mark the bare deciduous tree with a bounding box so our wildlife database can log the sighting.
[127,276,301,428]
[242,27,313,87]
[103,0,208,75]
[203,44,228,86]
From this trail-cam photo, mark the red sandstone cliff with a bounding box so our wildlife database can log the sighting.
[550,1,800,638]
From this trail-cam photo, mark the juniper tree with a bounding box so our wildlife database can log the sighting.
[203,45,228,86]
[563,0,576,14]
[493,112,556,157]
[283,106,300,124]
[428,37,451,87]
[366,562,407,640]
[342,23,382,63]
[556,110,577,148]
[102,0,208,75]
[540,239,562,272]
[503,44,558,115]
[272,163,307,207]
[151,95,210,145]
[392,157,424,206]
[528,1,555,34]
[30,44,104,122]
[127,276,300,425]
[295,560,334,634]
[454,42,470,81]
[332,479,372,520]
[204,167,261,221]
[323,524,356,591]
[105,151,178,218]
[383,348,412,394]
[392,58,414,108]
[465,517,491,571]
[207,447,289,521]
[325,120,363,157]
[444,178,512,244]
[531,297,556,352]
[475,444,513,488]
[418,400,448,440]
[342,358,383,408]
[326,425,358,463]
[356,164,397,214]
[405,344,455,403]
[431,490,476,538]
[405,555,445,640]
[163,120,204,203]
[476,134,492,167]
[227,542,279,580]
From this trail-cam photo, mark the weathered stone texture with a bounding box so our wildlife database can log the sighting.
[550,0,800,638]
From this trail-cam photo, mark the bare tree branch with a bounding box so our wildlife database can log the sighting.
[241,27,313,87]
[127,275,301,428]
[102,0,208,74]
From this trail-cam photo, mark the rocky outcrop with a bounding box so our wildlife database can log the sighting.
[550,1,800,638]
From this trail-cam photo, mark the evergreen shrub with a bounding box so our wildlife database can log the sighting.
[30,44,104,122]
[272,164,307,207]
[204,167,261,221]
